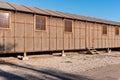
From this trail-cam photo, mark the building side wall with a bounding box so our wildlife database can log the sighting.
[0,10,120,53]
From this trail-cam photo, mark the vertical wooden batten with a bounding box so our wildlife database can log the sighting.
[79,21,81,49]
[85,21,87,48]
[92,22,95,48]
[14,11,16,53]
[49,16,51,51]
[62,18,65,50]
[73,20,75,49]
[24,13,27,57]
[49,16,52,51]
[33,13,35,51]
[56,18,57,50]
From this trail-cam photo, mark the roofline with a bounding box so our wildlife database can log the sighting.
[0,1,120,26]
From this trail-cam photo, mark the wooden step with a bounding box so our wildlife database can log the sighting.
[86,48,99,55]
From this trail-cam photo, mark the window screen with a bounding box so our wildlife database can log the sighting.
[65,20,72,32]
[102,26,107,34]
[115,27,119,35]
[0,12,9,28]
[36,15,46,30]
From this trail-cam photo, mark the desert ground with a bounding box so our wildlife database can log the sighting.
[0,51,120,80]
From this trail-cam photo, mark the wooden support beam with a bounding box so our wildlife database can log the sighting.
[24,51,27,57]
[22,52,29,60]
[61,50,66,57]
[107,48,111,53]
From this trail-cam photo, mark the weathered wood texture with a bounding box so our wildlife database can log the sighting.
[0,10,120,53]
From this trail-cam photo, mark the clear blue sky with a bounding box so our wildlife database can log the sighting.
[2,0,120,22]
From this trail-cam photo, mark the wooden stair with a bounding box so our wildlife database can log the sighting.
[86,48,99,55]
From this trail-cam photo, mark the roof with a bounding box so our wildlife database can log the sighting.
[0,1,120,26]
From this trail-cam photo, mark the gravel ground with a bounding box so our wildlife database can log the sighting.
[0,51,120,80]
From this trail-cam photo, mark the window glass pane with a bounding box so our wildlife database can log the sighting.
[102,26,107,34]
[115,27,119,35]
[65,20,72,32]
[0,12,9,28]
[36,15,46,30]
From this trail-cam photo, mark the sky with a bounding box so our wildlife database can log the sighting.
[2,0,120,22]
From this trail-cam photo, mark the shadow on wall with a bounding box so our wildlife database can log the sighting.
[0,61,93,80]
[0,43,17,53]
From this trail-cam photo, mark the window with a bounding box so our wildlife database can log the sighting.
[102,26,107,34]
[0,12,9,28]
[115,27,119,35]
[36,15,46,30]
[64,20,72,32]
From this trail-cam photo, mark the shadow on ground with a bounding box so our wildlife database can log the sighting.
[0,60,93,80]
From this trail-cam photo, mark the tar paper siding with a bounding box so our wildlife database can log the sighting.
[0,10,120,53]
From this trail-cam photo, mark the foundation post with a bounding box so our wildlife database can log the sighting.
[107,48,111,53]
[50,51,53,55]
[22,52,29,60]
[61,50,66,57]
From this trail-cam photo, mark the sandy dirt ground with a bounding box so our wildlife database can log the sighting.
[0,51,120,80]
[82,64,120,80]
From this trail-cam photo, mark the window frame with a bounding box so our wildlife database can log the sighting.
[35,15,47,31]
[102,25,107,35]
[115,26,119,35]
[0,10,11,29]
[64,19,73,33]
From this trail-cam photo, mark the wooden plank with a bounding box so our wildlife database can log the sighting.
[25,38,33,52]
[107,25,110,48]
[111,26,115,47]
[0,30,4,38]
[110,26,113,48]
[101,24,105,48]
[64,38,69,50]
[15,23,24,37]
[74,28,79,49]
[69,38,74,49]
[57,18,63,28]
[64,33,69,39]
[0,38,4,53]
[26,14,34,24]
[63,33,69,50]
[50,17,57,27]
[81,39,85,49]
[16,12,25,23]
[5,23,14,37]
[42,38,49,51]
[11,12,15,22]
[94,27,98,48]
[15,38,24,52]
[50,38,56,50]
[86,22,89,48]
[5,38,14,53]
[118,27,120,47]
[57,38,63,50]
[74,20,80,49]
[89,23,93,48]
[74,21,80,38]
[42,32,49,38]
[34,38,42,51]
[79,22,82,49]
[75,38,79,49]
[25,24,34,37]
[105,25,108,48]
[80,22,86,49]
[57,27,63,38]
[99,24,102,48]
[50,26,56,38]
[69,32,74,49]
[108,25,111,48]
[34,31,42,38]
